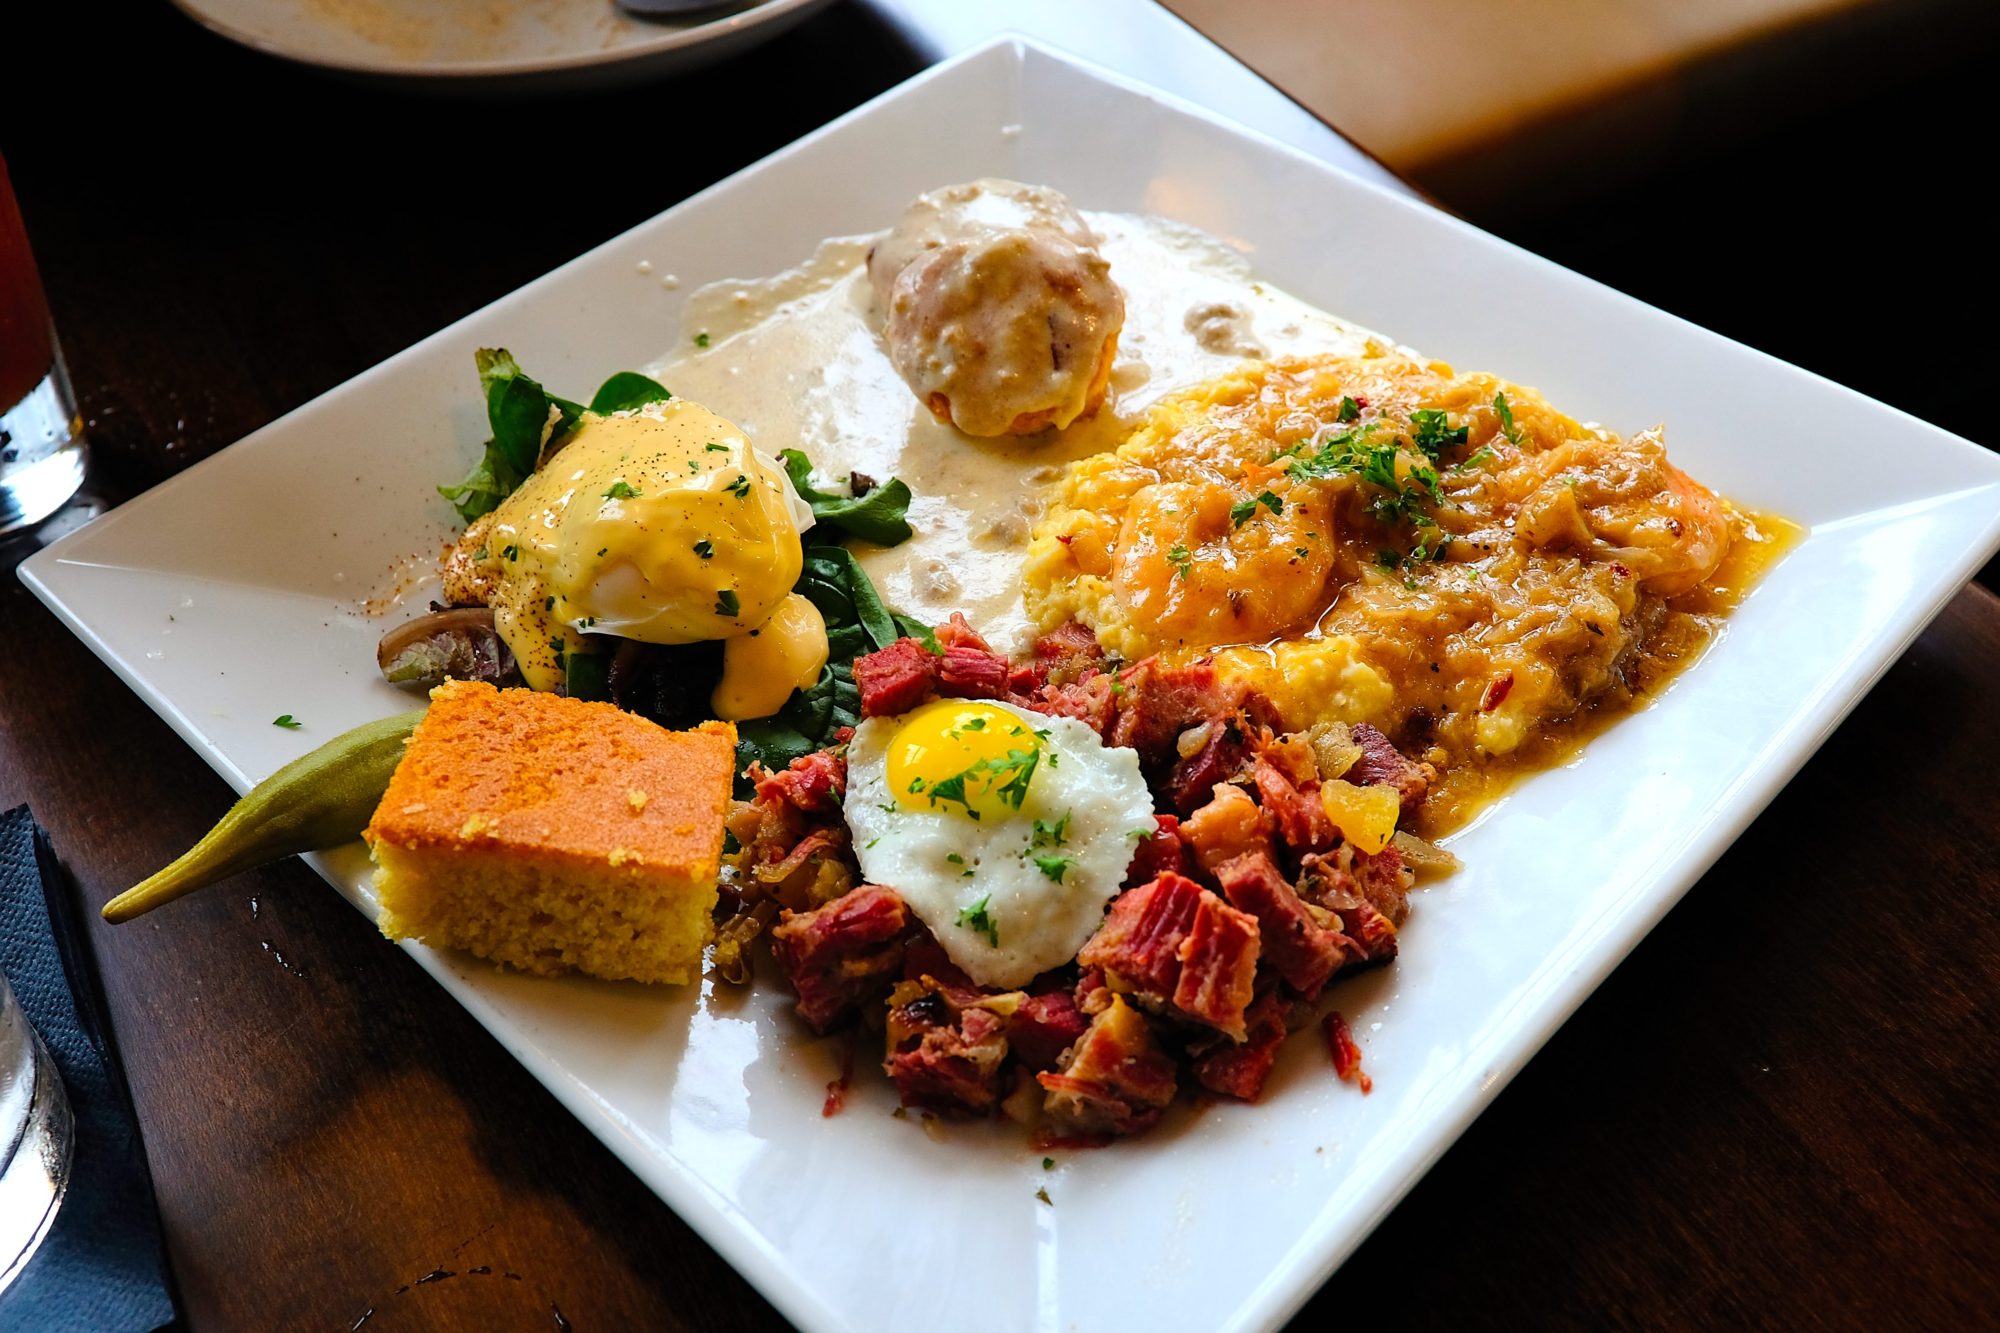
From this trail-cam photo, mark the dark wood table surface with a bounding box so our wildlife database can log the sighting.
[5,5,1998,1330]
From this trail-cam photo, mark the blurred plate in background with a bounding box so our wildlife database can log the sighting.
[171,0,837,88]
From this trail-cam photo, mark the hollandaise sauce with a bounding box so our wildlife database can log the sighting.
[481,398,824,700]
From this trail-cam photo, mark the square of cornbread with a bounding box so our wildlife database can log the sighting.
[364,680,737,985]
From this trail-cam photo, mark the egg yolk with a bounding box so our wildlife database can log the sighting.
[886,701,1044,823]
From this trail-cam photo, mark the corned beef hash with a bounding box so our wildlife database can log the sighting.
[327,179,1793,1142]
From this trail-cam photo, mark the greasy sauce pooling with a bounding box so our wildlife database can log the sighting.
[1418,511,1800,834]
[645,215,1394,653]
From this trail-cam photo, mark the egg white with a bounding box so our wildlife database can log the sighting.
[844,700,1157,988]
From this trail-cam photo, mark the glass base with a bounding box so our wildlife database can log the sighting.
[1,360,87,536]
[0,993,74,1297]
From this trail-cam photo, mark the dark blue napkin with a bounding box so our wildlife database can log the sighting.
[0,806,177,1332]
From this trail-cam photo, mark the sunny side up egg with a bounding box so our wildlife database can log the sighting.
[844,699,1156,988]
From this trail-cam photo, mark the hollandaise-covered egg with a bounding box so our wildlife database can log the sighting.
[482,398,817,692]
[844,699,1156,988]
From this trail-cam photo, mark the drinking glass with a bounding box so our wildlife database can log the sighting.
[1,153,86,536]
[0,969,73,1296]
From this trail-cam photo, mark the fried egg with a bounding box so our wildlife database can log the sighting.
[844,699,1155,988]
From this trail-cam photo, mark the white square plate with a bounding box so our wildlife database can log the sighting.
[23,38,2000,1333]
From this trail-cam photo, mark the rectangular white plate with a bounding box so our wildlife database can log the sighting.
[23,38,2000,1333]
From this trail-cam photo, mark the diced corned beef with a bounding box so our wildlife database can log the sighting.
[1027,672,1118,736]
[853,638,939,717]
[1171,893,1260,1041]
[1126,814,1193,886]
[899,933,977,991]
[751,748,847,814]
[1213,849,1349,999]
[1338,897,1399,962]
[1350,842,1412,925]
[1193,993,1290,1101]
[1032,621,1107,686]
[1075,968,1111,1016]
[1301,843,1412,928]
[768,886,910,1032]
[1107,659,1233,762]
[1253,755,1333,852]
[933,612,995,654]
[1346,723,1434,817]
[885,1001,1011,1114]
[937,644,1010,699]
[752,826,846,887]
[1077,872,1204,994]
[1181,782,1273,873]
[1297,849,1403,963]
[1326,1010,1372,1093]
[1163,721,1253,814]
[1007,662,1050,697]
[1038,996,1178,1136]
[1008,989,1090,1072]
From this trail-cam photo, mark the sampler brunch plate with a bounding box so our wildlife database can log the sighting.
[23,37,2000,1333]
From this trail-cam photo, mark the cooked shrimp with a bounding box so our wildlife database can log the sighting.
[1513,428,1731,596]
[1110,478,1336,647]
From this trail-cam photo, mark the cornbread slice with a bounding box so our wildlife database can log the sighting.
[364,680,736,984]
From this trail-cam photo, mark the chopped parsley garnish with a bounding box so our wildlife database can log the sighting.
[1336,395,1361,423]
[1035,1187,1053,1206]
[1408,408,1469,460]
[1376,549,1402,571]
[984,748,1040,809]
[501,544,518,560]
[1494,392,1525,447]
[958,896,1000,946]
[1032,813,1070,848]
[1458,445,1496,472]
[544,596,556,612]
[705,442,729,452]
[726,474,753,500]
[961,717,987,731]
[272,714,301,729]
[1165,544,1193,581]
[946,852,965,864]
[925,772,974,817]
[693,539,715,559]
[1042,1157,1056,1170]
[714,589,740,616]
[694,332,711,348]
[1229,490,1284,526]
[1031,853,1073,883]
[603,480,640,500]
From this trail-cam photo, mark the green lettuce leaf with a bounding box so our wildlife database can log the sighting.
[587,371,673,415]
[779,449,914,547]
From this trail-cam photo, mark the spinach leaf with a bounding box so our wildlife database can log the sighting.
[779,449,914,547]
[439,349,586,523]
[892,613,940,654]
[800,543,897,650]
[588,371,673,415]
[563,648,611,702]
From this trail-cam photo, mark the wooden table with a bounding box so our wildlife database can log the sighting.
[5,4,1997,1329]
